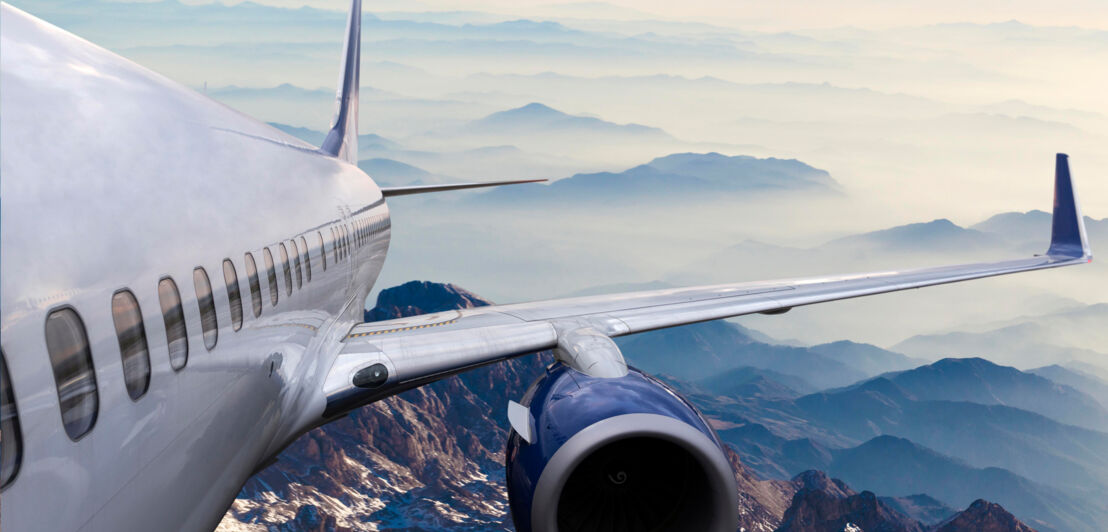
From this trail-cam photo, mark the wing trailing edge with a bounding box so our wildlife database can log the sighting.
[320,0,361,164]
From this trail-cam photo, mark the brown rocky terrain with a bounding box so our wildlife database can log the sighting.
[934,500,1037,532]
[217,282,1041,532]
[776,470,1038,532]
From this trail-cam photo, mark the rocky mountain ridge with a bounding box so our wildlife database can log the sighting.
[219,281,1069,531]
[219,282,791,531]
[778,470,1035,532]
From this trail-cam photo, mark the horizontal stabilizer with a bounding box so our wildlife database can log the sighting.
[1047,153,1093,260]
[380,178,546,197]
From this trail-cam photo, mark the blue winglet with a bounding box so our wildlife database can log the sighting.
[1046,153,1092,260]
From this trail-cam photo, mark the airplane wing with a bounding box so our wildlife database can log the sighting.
[323,154,1092,418]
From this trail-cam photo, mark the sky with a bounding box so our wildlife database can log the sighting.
[12,0,1108,345]
[170,0,1108,31]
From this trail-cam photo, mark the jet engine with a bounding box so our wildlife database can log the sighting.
[505,363,738,532]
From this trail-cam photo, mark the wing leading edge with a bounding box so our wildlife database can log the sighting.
[323,154,1092,418]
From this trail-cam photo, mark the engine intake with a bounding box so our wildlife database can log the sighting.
[506,364,738,532]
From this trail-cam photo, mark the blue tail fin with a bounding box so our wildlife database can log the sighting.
[1046,153,1092,259]
[320,0,361,164]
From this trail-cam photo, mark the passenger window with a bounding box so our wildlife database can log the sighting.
[158,277,189,370]
[111,290,151,400]
[1,350,23,489]
[331,228,340,262]
[244,253,263,318]
[299,236,312,282]
[193,268,218,350]
[278,244,293,296]
[289,240,303,289]
[44,308,99,440]
[263,248,279,307]
[222,260,243,331]
[317,232,327,271]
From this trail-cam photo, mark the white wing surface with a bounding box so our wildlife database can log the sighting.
[323,154,1092,417]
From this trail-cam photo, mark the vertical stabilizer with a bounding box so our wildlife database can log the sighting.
[320,0,361,164]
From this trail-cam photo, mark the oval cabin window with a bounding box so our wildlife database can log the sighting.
[111,290,151,400]
[44,308,100,440]
[193,267,218,351]
[1,350,23,489]
[244,252,263,317]
[263,248,279,307]
[278,243,292,296]
[289,240,303,289]
[222,260,243,331]
[158,277,189,370]
[299,236,312,282]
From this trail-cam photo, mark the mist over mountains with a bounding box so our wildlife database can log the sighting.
[670,351,1108,530]
[43,0,1100,348]
[475,151,839,203]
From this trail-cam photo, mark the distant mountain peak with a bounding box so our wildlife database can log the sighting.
[503,101,562,116]
[780,471,926,532]
[934,499,1035,532]
[793,470,854,497]
[366,281,489,322]
[828,218,998,252]
[469,102,668,138]
[476,151,839,204]
[874,356,1108,431]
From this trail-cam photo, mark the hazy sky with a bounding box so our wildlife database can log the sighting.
[176,0,1108,31]
[15,0,1107,344]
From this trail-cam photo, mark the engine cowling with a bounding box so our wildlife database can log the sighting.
[506,363,738,532]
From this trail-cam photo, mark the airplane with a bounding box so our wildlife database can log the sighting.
[0,1,1093,531]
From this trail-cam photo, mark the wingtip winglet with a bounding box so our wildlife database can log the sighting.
[1046,153,1092,260]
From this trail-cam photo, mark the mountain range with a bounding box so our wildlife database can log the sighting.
[617,318,917,389]
[460,102,670,139]
[874,357,1108,431]
[777,470,1036,532]
[826,436,1093,532]
[669,355,1108,530]
[473,151,840,204]
[219,282,793,531]
[893,303,1108,370]
[218,280,1081,529]
[1028,364,1108,408]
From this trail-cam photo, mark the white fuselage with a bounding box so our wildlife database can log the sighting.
[1,6,388,531]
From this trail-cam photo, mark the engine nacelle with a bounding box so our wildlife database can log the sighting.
[506,363,738,532]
